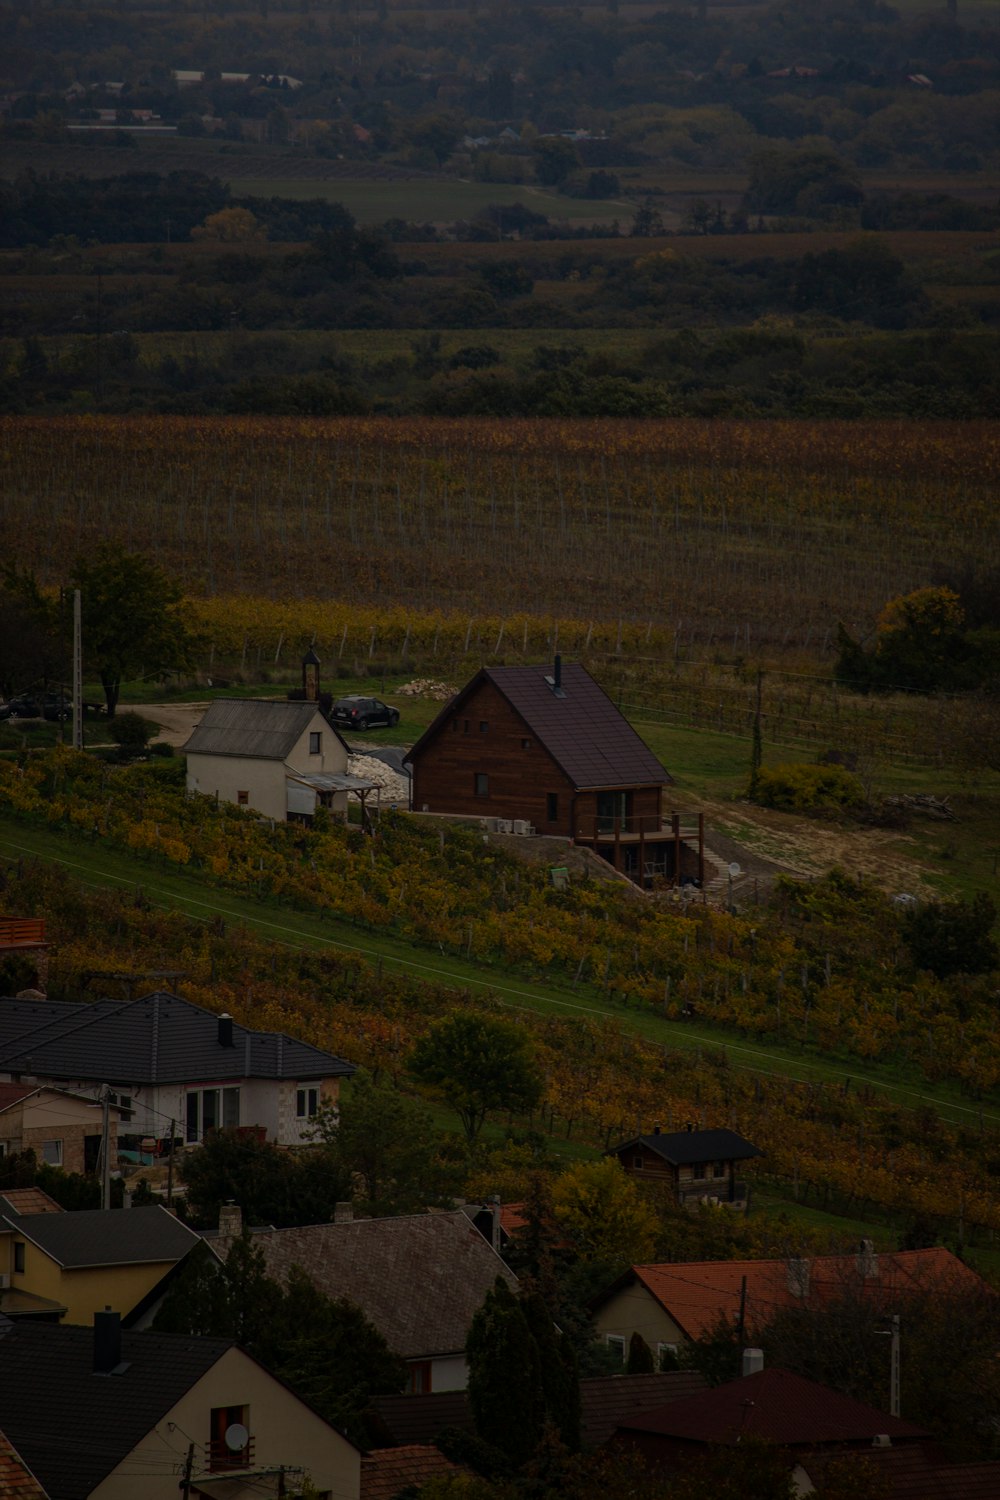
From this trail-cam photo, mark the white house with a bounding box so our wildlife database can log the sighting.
[0,991,355,1149]
[183,699,374,823]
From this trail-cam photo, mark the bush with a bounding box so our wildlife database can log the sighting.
[107,711,152,759]
[750,762,865,814]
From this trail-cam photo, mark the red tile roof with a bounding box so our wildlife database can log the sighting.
[0,1087,36,1113]
[0,1432,47,1500]
[0,1190,61,1217]
[362,1445,461,1500]
[614,1249,986,1341]
[617,1368,927,1448]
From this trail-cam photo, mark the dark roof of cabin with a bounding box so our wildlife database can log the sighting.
[0,1321,232,1500]
[0,991,354,1085]
[406,663,671,791]
[613,1129,762,1167]
[182,698,346,760]
[1,1205,200,1270]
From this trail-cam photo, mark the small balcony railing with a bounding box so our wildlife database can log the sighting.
[206,1438,254,1473]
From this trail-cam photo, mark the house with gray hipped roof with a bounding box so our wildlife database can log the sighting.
[405,659,703,887]
[0,1313,361,1500]
[183,698,375,824]
[0,991,354,1148]
[207,1206,517,1394]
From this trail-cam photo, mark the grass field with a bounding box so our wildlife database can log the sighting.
[225,177,627,222]
[3,806,999,1131]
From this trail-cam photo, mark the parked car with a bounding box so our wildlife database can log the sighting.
[330,696,400,731]
[3,694,43,720]
[43,693,72,721]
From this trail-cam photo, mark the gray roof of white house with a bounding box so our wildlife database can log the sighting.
[183,698,345,760]
[0,991,355,1086]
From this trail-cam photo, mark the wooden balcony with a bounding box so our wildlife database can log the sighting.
[574,813,705,888]
[0,918,47,949]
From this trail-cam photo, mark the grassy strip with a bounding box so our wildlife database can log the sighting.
[3,810,999,1129]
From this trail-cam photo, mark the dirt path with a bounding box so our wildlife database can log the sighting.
[135,701,207,748]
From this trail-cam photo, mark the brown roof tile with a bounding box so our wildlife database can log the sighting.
[362,1445,461,1500]
[0,1432,48,1500]
[0,1191,61,1217]
[618,1368,927,1448]
[611,1249,987,1341]
[216,1211,517,1360]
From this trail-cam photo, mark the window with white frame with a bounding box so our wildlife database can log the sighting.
[296,1087,319,1119]
[42,1140,62,1166]
[605,1334,626,1365]
[186,1087,240,1143]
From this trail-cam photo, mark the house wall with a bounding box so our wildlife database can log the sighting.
[410,680,580,836]
[186,711,348,823]
[593,1283,686,1357]
[0,1094,114,1176]
[92,1345,361,1500]
[8,1242,177,1325]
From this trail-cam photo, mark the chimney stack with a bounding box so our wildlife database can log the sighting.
[857,1238,878,1279]
[218,1202,242,1238]
[93,1308,123,1375]
[218,1013,234,1048]
[742,1348,764,1377]
[334,1201,353,1224]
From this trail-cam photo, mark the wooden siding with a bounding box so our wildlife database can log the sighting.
[409,680,664,838]
[410,679,579,834]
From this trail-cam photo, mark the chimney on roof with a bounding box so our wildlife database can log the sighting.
[653,1125,661,1135]
[544,654,566,698]
[787,1257,811,1299]
[858,1238,878,1279]
[218,1201,242,1238]
[334,1201,353,1224]
[218,1013,234,1048]
[302,647,321,703]
[685,1121,694,1133]
[742,1348,764,1377]
[93,1308,124,1375]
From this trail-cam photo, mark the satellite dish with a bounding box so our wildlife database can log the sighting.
[225,1423,250,1452]
[728,862,742,878]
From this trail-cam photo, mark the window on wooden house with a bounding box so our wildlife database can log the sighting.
[632,1155,643,1170]
[309,732,322,754]
[546,793,559,822]
[452,718,459,732]
[479,721,489,733]
[693,1163,706,1180]
[463,720,470,734]
[475,773,489,798]
[521,738,532,750]
[714,1162,727,1178]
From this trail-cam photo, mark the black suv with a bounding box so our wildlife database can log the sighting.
[331,696,400,731]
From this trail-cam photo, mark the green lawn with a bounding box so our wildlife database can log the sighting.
[226,177,627,224]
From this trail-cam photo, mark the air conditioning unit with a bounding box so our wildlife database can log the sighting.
[0,1272,11,1289]
[513,819,530,835]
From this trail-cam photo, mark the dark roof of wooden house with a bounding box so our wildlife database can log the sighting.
[613,1129,762,1167]
[406,663,671,792]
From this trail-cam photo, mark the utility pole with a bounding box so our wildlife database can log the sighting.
[180,1442,194,1499]
[889,1313,900,1417]
[101,1084,111,1211]
[166,1117,176,1207]
[72,588,83,751]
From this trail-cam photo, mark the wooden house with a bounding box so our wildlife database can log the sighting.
[405,659,703,887]
[610,1127,762,1209]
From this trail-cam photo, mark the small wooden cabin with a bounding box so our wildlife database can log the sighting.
[611,1127,762,1209]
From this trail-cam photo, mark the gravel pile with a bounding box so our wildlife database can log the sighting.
[396,679,456,700]
[349,753,410,805]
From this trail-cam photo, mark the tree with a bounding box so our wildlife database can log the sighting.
[533,137,578,187]
[179,1127,352,1229]
[0,566,64,698]
[107,710,152,760]
[550,1159,658,1266]
[467,1277,544,1466]
[521,1288,581,1451]
[191,206,266,242]
[70,545,193,716]
[408,1012,543,1142]
[310,1069,453,1214]
[627,1330,655,1372]
[902,892,999,980]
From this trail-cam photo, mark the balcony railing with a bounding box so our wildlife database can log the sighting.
[0,918,46,948]
[206,1438,255,1473]
[576,815,703,844]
